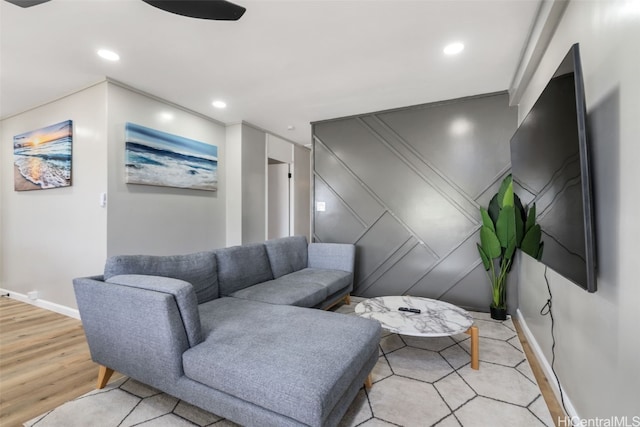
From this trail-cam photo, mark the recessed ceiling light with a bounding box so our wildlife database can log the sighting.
[212,100,227,109]
[443,42,464,56]
[97,49,120,61]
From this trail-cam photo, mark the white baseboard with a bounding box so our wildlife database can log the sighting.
[1,288,80,319]
[516,308,580,423]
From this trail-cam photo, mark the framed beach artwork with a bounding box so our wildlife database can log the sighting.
[13,120,73,191]
[125,123,218,191]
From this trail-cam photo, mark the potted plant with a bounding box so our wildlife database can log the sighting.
[476,175,543,320]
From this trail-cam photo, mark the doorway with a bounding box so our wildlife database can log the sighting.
[267,159,290,239]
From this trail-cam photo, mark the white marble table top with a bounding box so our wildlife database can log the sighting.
[355,296,473,337]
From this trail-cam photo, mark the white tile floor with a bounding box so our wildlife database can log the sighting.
[26,298,555,427]
[335,298,555,427]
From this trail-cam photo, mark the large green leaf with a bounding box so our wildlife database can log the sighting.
[504,236,517,260]
[477,243,491,271]
[521,224,542,258]
[525,203,537,233]
[480,207,495,232]
[515,194,527,229]
[496,205,516,249]
[537,241,544,260]
[497,175,512,208]
[488,194,500,225]
[515,207,525,247]
[514,194,525,217]
[502,182,514,207]
[480,226,501,258]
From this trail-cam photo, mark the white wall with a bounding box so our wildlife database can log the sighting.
[106,83,226,255]
[0,82,109,309]
[293,144,311,239]
[225,124,243,246]
[241,124,267,244]
[516,0,640,419]
[226,126,311,245]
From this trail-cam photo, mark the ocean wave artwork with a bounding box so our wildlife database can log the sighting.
[13,120,73,191]
[125,122,218,191]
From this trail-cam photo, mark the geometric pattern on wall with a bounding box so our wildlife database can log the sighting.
[313,93,517,311]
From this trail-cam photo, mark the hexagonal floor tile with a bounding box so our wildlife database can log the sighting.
[434,372,476,410]
[136,413,206,426]
[121,378,161,398]
[368,376,450,426]
[529,395,555,426]
[379,334,406,354]
[508,335,524,351]
[516,359,537,383]
[122,393,179,426]
[27,388,140,427]
[459,337,525,367]
[455,396,546,426]
[401,335,457,352]
[474,319,518,341]
[173,401,222,426]
[470,311,498,321]
[434,414,462,427]
[440,343,472,370]
[458,363,541,406]
[386,347,454,383]
[371,356,393,383]
[356,419,397,427]
[338,389,371,427]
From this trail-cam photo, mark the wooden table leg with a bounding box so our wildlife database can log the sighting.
[97,365,114,389]
[364,373,373,389]
[465,325,479,370]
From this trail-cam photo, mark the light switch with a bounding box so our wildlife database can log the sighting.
[316,201,326,212]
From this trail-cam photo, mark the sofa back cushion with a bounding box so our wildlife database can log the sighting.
[104,274,203,348]
[104,252,218,304]
[264,236,309,279]
[216,243,274,296]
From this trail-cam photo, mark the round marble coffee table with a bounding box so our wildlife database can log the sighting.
[355,295,479,370]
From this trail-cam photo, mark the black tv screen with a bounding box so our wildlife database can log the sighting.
[510,43,597,292]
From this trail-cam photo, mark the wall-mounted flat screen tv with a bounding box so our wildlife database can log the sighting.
[510,43,597,292]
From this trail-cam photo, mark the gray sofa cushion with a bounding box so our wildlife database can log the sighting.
[308,243,356,272]
[105,274,202,348]
[216,243,273,296]
[186,298,381,426]
[230,278,327,307]
[264,236,308,278]
[104,252,218,304]
[283,268,352,296]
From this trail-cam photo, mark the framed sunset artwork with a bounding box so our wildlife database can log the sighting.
[13,120,73,191]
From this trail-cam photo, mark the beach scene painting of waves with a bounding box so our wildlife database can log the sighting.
[13,120,73,191]
[125,122,218,191]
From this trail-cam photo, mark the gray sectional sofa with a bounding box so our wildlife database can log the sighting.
[73,236,381,427]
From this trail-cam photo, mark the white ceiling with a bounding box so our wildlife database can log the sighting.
[0,0,541,145]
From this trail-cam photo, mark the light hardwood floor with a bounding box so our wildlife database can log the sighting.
[0,297,564,427]
[0,297,119,427]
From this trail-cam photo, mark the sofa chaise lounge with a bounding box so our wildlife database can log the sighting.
[73,236,381,427]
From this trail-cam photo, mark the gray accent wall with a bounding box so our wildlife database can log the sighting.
[312,92,517,311]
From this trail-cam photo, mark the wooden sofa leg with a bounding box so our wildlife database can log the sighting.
[97,365,114,389]
[344,294,351,305]
[364,373,373,389]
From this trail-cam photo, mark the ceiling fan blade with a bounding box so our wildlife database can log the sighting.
[142,0,246,21]
[4,0,51,7]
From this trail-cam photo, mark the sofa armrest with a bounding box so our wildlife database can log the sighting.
[73,275,200,390]
[307,243,356,273]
